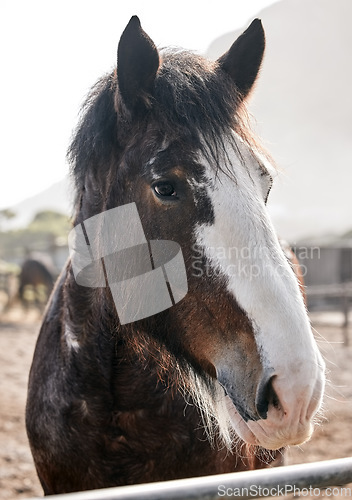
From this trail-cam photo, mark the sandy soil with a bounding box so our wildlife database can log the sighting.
[0,307,351,499]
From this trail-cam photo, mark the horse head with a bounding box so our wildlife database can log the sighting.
[70,16,325,453]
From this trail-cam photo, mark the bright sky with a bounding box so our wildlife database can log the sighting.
[0,0,278,209]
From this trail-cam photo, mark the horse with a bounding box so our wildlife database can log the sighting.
[18,259,54,309]
[26,16,325,495]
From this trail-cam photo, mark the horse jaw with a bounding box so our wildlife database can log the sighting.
[193,135,325,451]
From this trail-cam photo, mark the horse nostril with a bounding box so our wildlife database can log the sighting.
[255,373,279,419]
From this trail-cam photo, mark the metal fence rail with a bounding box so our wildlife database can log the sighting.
[307,282,352,331]
[29,457,352,500]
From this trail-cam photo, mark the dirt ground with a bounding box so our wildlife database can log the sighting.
[0,307,351,499]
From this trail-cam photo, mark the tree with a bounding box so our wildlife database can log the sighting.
[27,210,71,235]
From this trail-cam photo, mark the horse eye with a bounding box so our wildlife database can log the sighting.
[153,182,177,199]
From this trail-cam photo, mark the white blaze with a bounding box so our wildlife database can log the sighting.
[194,135,325,449]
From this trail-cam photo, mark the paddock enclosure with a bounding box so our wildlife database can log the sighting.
[0,307,351,499]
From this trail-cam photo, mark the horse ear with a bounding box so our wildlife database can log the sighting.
[217,19,265,99]
[117,16,160,113]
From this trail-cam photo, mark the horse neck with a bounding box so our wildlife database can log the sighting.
[62,270,176,397]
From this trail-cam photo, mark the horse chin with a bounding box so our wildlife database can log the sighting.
[224,396,259,446]
[224,395,313,451]
[246,414,314,451]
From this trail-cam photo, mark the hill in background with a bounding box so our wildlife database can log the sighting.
[208,0,352,241]
[3,177,73,231]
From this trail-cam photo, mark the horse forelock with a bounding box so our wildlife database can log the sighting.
[152,50,272,175]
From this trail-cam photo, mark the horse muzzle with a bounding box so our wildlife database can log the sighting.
[217,354,325,450]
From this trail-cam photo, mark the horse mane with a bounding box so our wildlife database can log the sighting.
[67,74,118,213]
[67,48,268,218]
